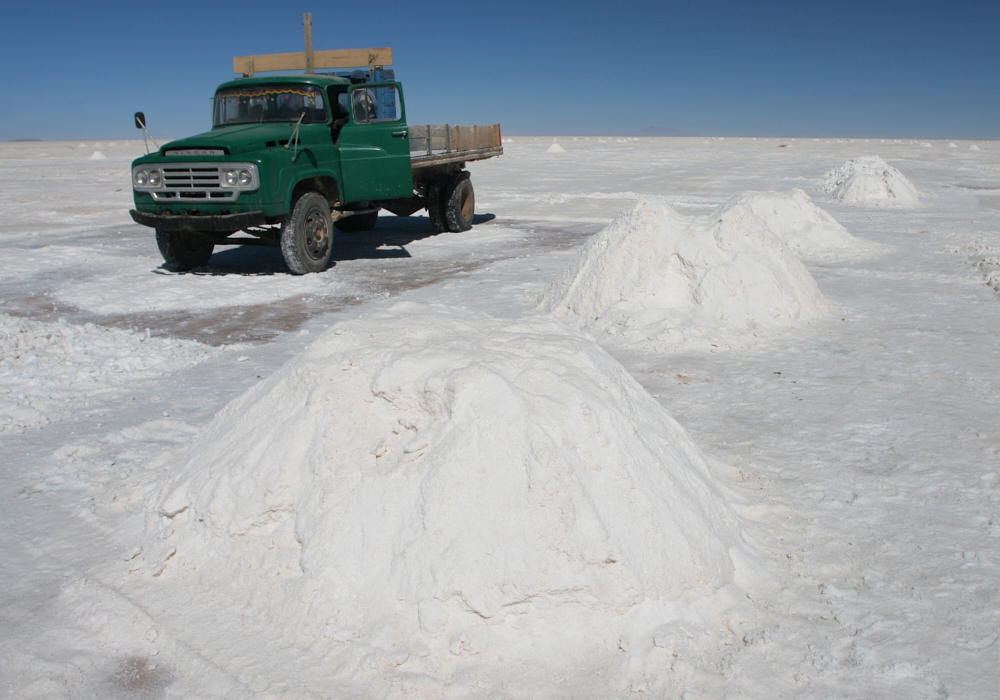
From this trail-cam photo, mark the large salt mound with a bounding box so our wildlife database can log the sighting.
[131,303,745,692]
[735,188,859,259]
[539,199,827,351]
[822,155,920,207]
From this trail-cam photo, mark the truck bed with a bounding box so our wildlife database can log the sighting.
[408,124,503,168]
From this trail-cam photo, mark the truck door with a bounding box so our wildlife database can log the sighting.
[337,83,413,203]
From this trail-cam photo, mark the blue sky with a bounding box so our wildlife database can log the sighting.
[2,0,998,140]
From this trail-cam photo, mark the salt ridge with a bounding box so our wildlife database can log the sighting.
[735,188,860,259]
[822,155,920,207]
[539,198,828,352]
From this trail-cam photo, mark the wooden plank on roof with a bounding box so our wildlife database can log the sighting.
[233,48,393,75]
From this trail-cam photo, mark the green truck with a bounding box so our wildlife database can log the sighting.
[129,48,502,274]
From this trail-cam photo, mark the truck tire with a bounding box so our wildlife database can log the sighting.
[155,229,214,271]
[335,210,378,233]
[426,182,448,233]
[444,172,475,232]
[281,191,334,274]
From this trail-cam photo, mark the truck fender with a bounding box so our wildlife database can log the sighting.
[288,175,343,213]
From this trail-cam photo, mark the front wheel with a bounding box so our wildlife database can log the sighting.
[444,173,475,232]
[281,191,334,274]
[155,229,214,270]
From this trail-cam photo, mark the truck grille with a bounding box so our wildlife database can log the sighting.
[152,163,237,202]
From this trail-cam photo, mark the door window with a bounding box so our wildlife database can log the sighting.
[351,86,401,124]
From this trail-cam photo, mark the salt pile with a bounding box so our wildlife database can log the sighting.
[734,188,859,259]
[88,151,107,160]
[539,199,827,352]
[970,144,981,151]
[129,303,746,693]
[547,142,566,153]
[0,314,216,432]
[822,155,920,207]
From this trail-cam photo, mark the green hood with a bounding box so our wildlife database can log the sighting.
[161,123,306,156]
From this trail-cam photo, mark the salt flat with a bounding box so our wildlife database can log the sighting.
[1,136,998,699]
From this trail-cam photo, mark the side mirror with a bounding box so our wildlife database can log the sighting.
[134,112,146,130]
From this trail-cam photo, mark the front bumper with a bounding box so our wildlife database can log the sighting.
[130,209,266,232]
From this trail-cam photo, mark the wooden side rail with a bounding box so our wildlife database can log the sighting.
[408,124,502,156]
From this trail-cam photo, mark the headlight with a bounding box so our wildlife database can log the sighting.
[225,170,238,186]
[134,170,148,186]
[148,169,161,186]
[238,169,252,185]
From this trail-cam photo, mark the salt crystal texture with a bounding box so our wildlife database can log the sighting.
[734,188,859,260]
[140,303,743,681]
[539,198,827,351]
[823,156,919,207]
[0,314,215,432]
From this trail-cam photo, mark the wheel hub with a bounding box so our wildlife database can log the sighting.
[304,210,330,260]
[460,189,473,221]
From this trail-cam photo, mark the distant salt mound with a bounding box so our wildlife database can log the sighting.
[823,156,919,207]
[547,142,566,153]
[734,188,858,259]
[948,142,958,148]
[88,151,107,160]
[970,144,981,151]
[134,303,744,687]
[539,199,827,352]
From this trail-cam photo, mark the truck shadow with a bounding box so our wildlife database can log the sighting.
[191,213,496,274]
[53,215,596,346]
[332,213,496,262]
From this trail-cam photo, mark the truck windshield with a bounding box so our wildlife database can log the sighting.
[213,85,328,126]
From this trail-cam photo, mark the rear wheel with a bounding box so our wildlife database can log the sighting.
[335,210,378,233]
[426,182,447,233]
[281,191,333,274]
[155,229,214,270]
[444,173,475,232]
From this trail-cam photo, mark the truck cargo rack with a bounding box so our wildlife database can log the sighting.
[409,124,503,168]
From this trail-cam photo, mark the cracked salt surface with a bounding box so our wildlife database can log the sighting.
[1,137,999,698]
